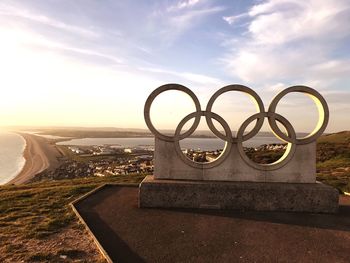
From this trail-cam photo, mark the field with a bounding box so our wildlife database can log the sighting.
[0,174,146,262]
[316,131,350,193]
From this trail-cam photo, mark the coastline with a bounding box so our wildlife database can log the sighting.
[7,133,62,185]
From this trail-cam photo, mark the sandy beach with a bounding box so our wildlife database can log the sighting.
[7,133,62,185]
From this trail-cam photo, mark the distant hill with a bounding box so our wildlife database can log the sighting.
[37,129,153,138]
[315,131,350,194]
[318,131,350,144]
[12,126,150,133]
[10,125,334,140]
[30,127,310,139]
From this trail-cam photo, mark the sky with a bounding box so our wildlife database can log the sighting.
[0,0,349,134]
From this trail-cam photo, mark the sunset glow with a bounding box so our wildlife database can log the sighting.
[0,0,349,132]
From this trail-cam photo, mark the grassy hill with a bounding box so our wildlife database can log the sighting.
[318,131,350,144]
[316,131,350,194]
[0,174,146,262]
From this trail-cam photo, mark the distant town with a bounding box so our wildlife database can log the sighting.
[32,139,287,182]
[32,144,154,181]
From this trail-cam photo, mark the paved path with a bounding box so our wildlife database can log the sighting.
[75,185,350,263]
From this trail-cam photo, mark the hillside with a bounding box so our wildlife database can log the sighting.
[0,174,146,262]
[316,131,350,194]
[245,131,350,193]
[318,131,350,144]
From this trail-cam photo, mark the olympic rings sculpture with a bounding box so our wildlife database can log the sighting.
[144,84,329,171]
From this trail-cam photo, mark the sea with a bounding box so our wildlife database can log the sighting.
[1,133,282,185]
[56,136,282,149]
[0,132,26,185]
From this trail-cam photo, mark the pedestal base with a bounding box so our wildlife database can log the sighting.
[139,175,339,213]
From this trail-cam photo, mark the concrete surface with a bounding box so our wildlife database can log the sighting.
[139,175,339,213]
[73,185,350,263]
[145,84,329,183]
[155,138,316,183]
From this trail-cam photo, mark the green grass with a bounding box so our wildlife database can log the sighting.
[317,131,350,144]
[56,145,84,162]
[317,157,350,169]
[57,145,133,163]
[317,173,350,194]
[0,173,146,261]
[315,132,350,193]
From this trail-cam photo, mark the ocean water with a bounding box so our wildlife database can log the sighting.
[0,133,283,185]
[0,132,26,185]
[57,136,282,150]
[36,134,72,140]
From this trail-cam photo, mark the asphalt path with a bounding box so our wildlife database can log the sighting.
[75,185,350,263]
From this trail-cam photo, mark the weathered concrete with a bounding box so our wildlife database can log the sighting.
[139,175,339,213]
[155,138,316,183]
[146,84,329,184]
[143,84,336,213]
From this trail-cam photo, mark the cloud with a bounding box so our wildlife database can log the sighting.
[222,13,248,25]
[168,6,225,34]
[139,66,224,87]
[151,1,225,46]
[0,27,123,65]
[0,3,99,38]
[248,0,350,45]
[167,0,201,12]
[219,0,350,132]
[220,0,350,85]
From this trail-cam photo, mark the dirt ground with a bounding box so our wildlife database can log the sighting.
[0,226,105,262]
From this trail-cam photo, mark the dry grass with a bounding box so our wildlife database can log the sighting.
[0,173,146,262]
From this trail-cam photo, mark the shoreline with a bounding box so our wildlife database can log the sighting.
[7,133,62,185]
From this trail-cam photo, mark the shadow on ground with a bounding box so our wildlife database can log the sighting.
[74,185,350,263]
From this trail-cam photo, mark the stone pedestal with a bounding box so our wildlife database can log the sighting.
[154,138,317,183]
[139,175,339,213]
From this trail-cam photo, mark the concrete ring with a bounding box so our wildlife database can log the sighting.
[206,84,265,143]
[268,85,329,145]
[237,112,296,171]
[174,111,232,169]
[144,83,202,142]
